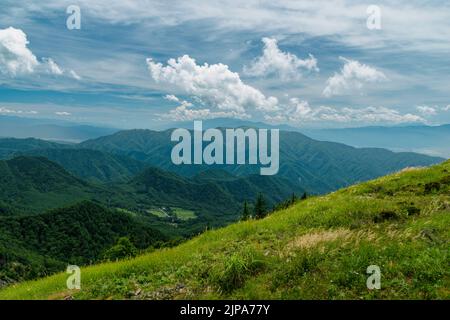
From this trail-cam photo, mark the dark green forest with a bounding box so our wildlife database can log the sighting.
[0,201,164,285]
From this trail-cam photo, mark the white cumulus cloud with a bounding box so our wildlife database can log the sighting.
[323,57,387,97]
[0,27,39,76]
[146,55,279,116]
[0,27,80,79]
[244,37,318,80]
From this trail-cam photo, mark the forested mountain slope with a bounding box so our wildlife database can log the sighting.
[2,161,448,299]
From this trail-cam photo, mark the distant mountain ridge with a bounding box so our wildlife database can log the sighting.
[302,124,450,158]
[165,118,450,158]
[0,129,444,219]
[0,127,445,239]
[0,137,67,158]
[171,117,298,131]
[80,128,444,194]
[0,115,117,143]
[2,115,448,158]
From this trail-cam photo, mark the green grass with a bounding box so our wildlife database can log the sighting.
[1,161,449,300]
[146,207,196,221]
[172,208,196,221]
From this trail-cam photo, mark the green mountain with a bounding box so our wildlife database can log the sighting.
[0,156,103,213]
[171,118,450,158]
[3,132,443,198]
[80,129,444,194]
[1,161,448,299]
[0,138,67,159]
[127,166,237,210]
[120,166,304,229]
[16,148,148,183]
[0,138,149,183]
[0,156,303,236]
[192,169,237,182]
[0,201,165,286]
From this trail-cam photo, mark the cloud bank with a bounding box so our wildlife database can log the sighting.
[265,99,424,125]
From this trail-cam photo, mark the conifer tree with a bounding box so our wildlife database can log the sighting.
[254,193,267,219]
[242,200,251,220]
[291,193,297,205]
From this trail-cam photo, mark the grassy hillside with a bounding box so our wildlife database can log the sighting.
[1,161,448,300]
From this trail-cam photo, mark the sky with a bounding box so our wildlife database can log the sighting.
[0,0,449,129]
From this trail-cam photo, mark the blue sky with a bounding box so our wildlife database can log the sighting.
[0,0,449,129]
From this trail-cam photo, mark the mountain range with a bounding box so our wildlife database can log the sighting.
[0,120,447,292]
[2,115,449,158]
[80,128,444,194]
[168,118,450,158]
